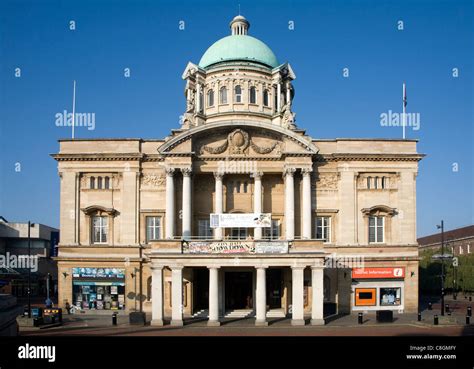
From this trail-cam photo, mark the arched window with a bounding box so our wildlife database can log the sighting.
[104,176,110,189]
[381,177,385,189]
[90,177,95,189]
[207,89,214,107]
[374,176,379,189]
[249,86,256,104]
[367,177,372,189]
[263,90,269,107]
[243,181,248,193]
[97,176,103,189]
[234,85,242,103]
[236,181,241,193]
[219,87,227,104]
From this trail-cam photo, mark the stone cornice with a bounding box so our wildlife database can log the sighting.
[51,153,143,162]
[317,153,425,162]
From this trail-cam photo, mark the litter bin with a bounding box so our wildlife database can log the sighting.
[376,310,393,323]
[112,312,118,326]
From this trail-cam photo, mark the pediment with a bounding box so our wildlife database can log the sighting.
[158,121,318,158]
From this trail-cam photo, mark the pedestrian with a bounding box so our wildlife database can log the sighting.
[65,300,71,315]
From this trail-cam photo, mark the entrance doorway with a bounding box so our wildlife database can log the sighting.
[266,269,282,309]
[193,268,209,312]
[225,272,253,310]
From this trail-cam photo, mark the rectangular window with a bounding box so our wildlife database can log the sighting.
[198,219,212,239]
[92,216,108,243]
[231,228,248,240]
[355,288,376,306]
[315,216,331,242]
[369,216,384,243]
[146,216,162,242]
[380,287,401,306]
[263,219,280,239]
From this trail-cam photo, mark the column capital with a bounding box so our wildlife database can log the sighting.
[165,167,175,176]
[291,265,306,271]
[251,171,264,179]
[181,167,192,177]
[150,265,164,271]
[214,171,224,180]
[170,265,184,271]
[302,168,313,177]
[255,265,268,270]
[283,166,296,177]
[207,266,221,270]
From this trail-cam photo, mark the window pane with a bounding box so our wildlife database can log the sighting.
[377,223,383,243]
[369,224,375,243]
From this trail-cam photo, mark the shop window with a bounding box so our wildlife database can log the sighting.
[380,287,401,306]
[92,216,108,244]
[369,216,384,243]
[315,216,331,242]
[249,86,256,104]
[234,85,242,103]
[219,87,227,104]
[355,288,376,306]
[198,219,212,239]
[146,216,162,242]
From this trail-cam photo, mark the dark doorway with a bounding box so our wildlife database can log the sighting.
[266,269,282,309]
[225,272,253,310]
[193,268,209,312]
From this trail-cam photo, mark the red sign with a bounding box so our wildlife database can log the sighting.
[352,267,405,279]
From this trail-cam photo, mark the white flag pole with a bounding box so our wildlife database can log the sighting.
[402,82,406,140]
[72,80,76,139]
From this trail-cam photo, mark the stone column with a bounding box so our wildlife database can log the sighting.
[302,168,312,239]
[291,266,305,325]
[284,167,296,240]
[214,172,223,239]
[255,266,268,326]
[196,83,201,113]
[165,167,175,239]
[181,168,192,240]
[208,267,220,326]
[277,82,281,112]
[171,266,183,326]
[311,266,325,325]
[253,172,263,240]
[150,266,164,326]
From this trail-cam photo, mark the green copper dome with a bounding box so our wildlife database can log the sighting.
[199,35,279,69]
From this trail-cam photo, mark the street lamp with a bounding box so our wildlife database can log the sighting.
[436,221,445,316]
[27,221,31,319]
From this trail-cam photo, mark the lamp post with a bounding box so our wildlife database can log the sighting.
[436,221,445,316]
[27,221,31,318]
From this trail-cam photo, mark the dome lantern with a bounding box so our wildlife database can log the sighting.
[230,15,249,35]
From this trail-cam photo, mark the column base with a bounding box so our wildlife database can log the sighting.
[150,319,164,326]
[311,318,325,326]
[207,320,221,327]
[170,319,184,327]
[255,320,268,326]
[291,319,306,326]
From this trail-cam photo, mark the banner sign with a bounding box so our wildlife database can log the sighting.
[210,213,271,228]
[72,267,125,279]
[183,241,288,254]
[352,267,405,279]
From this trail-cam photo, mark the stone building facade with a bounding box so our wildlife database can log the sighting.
[52,16,423,325]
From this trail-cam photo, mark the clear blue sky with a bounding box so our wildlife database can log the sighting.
[0,0,472,237]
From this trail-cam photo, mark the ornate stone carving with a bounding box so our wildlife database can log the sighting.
[165,167,175,176]
[282,102,296,129]
[181,168,192,177]
[228,129,249,154]
[250,141,280,154]
[142,174,165,187]
[201,139,228,155]
[315,173,338,190]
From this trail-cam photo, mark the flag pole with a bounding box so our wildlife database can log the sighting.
[72,80,76,139]
[402,82,406,140]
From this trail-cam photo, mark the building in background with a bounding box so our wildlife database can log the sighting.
[418,225,473,256]
[52,15,423,325]
[0,218,59,299]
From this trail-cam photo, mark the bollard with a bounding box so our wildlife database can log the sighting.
[468,306,472,317]
[358,312,363,324]
[428,302,432,310]
[434,315,439,325]
[417,313,421,322]
[112,312,117,326]
[466,316,471,325]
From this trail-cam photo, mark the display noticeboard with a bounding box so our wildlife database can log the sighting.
[352,267,405,279]
[182,241,288,254]
[72,268,125,279]
[210,213,271,228]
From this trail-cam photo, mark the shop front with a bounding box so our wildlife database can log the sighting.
[351,267,405,312]
[72,267,126,311]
